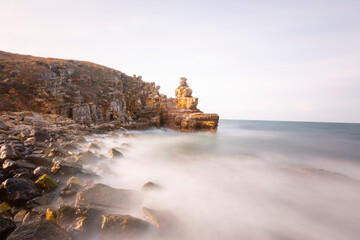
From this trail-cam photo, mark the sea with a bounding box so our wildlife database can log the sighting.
[84,119,360,240]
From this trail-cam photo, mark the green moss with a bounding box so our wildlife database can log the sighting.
[35,174,58,191]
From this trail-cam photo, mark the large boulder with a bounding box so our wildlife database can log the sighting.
[101,214,150,238]
[75,184,142,212]
[6,219,72,240]
[0,216,16,240]
[0,178,38,205]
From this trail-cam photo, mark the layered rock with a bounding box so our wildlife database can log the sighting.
[0,51,218,131]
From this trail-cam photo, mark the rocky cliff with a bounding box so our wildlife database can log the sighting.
[0,51,218,131]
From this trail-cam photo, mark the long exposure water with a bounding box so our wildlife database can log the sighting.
[85,119,360,240]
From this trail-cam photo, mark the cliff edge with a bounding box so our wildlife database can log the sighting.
[0,51,219,132]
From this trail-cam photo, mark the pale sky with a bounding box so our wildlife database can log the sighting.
[1,0,360,123]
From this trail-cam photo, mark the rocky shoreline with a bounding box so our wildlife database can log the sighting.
[0,50,219,239]
[0,112,175,240]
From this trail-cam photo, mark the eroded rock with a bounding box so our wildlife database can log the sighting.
[7,219,72,240]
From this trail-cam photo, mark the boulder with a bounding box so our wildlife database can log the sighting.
[141,181,160,192]
[24,154,53,167]
[75,184,142,212]
[141,207,175,230]
[60,177,83,196]
[13,209,28,222]
[108,148,123,158]
[7,219,72,240]
[0,178,38,205]
[51,161,82,175]
[0,202,11,214]
[33,131,51,142]
[0,145,21,161]
[0,216,16,240]
[27,193,56,208]
[101,214,150,238]
[33,166,50,177]
[35,174,58,191]
[57,205,78,226]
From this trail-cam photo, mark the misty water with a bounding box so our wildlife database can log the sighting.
[85,120,360,240]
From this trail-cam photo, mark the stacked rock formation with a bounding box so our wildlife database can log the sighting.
[0,51,218,132]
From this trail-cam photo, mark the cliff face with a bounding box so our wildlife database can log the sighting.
[0,51,218,131]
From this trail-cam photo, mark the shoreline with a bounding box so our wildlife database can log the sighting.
[0,110,172,239]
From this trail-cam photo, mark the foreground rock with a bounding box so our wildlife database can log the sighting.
[0,178,38,205]
[75,184,142,212]
[7,219,72,240]
[0,216,16,239]
[101,214,150,238]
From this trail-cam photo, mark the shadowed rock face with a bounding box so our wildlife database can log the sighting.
[0,51,218,132]
[6,219,72,240]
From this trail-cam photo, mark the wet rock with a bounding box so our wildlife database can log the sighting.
[75,184,142,212]
[0,216,16,240]
[13,209,28,222]
[51,160,82,175]
[33,166,50,177]
[88,142,100,150]
[122,133,134,137]
[33,131,51,142]
[57,205,78,226]
[47,147,70,158]
[62,143,77,151]
[3,160,37,172]
[0,120,10,131]
[24,154,53,167]
[13,171,34,180]
[27,193,56,208]
[108,148,123,158]
[7,219,72,240]
[45,208,56,222]
[0,170,7,181]
[74,136,87,143]
[141,207,175,230]
[0,178,38,205]
[108,133,119,139]
[141,181,160,192]
[10,141,25,153]
[35,174,58,191]
[75,207,103,233]
[0,202,11,214]
[101,214,150,238]
[60,177,83,196]
[0,145,21,161]
[74,150,99,164]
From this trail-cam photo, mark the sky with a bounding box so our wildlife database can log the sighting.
[1,0,360,123]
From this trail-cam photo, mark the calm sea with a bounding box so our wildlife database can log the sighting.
[86,119,360,240]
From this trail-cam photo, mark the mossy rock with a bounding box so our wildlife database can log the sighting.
[35,174,58,191]
[0,202,11,213]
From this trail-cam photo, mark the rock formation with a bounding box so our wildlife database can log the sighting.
[0,50,218,132]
